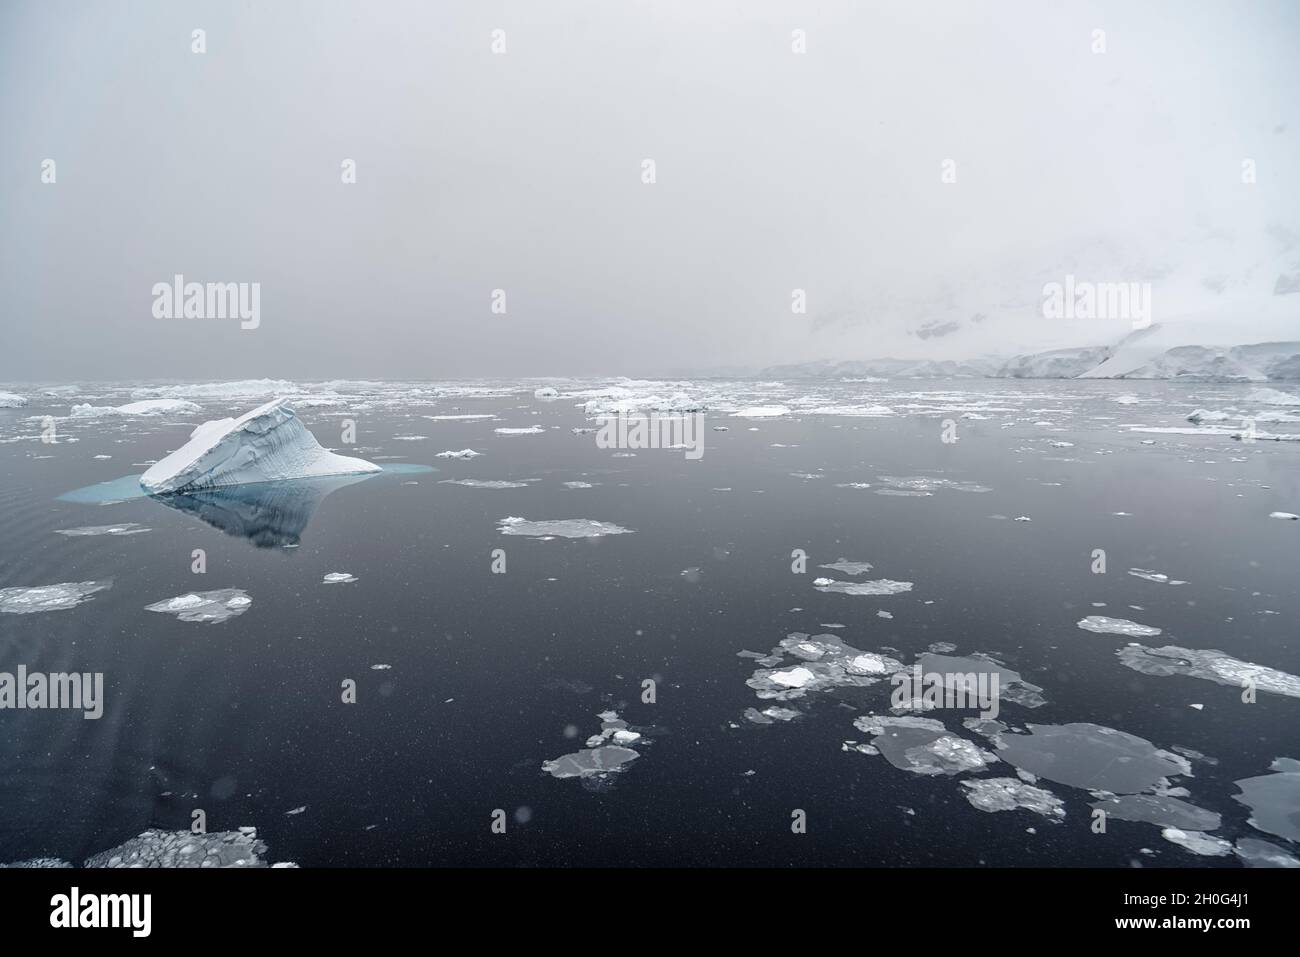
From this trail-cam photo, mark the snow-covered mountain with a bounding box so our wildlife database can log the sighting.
[765,225,1300,380]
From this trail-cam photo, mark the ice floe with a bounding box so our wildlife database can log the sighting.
[82,827,289,868]
[0,392,28,408]
[435,449,482,459]
[1126,568,1187,585]
[744,706,802,724]
[1089,794,1220,831]
[0,581,111,614]
[1245,387,1300,406]
[994,723,1189,793]
[145,588,251,623]
[494,425,545,435]
[1269,511,1298,520]
[543,710,644,781]
[1234,838,1300,868]
[71,399,201,417]
[818,561,874,575]
[1232,762,1300,842]
[1076,616,1162,638]
[1116,644,1300,698]
[440,479,533,489]
[322,572,357,584]
[851,714,999,776]
[131,379,298,402]
[1161,828,1232,857]
[498,516,633,538]
[140,399,380,493]
[912,653,1048,710]
[962,778,1065,820]
[582,391,705,416]
[54,523,150,537]
[745,633,906,702]
[877,475,991,494]
[813,577,913,596]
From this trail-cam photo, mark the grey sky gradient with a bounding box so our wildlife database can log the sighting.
[2,0,1298,379]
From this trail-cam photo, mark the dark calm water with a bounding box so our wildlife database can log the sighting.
[1,379,1297,867]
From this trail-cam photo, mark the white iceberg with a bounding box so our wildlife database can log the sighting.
[434,448,482,459]
[0,391,28,408]
[1246,387,1300,406]
[71,399,201,418]
[139,399,380,494]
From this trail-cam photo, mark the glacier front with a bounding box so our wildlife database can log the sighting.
[139,398,380,494]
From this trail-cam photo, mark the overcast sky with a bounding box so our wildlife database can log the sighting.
[2,0,1297,380]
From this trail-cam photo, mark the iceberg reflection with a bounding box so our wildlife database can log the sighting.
[149,473,374,548]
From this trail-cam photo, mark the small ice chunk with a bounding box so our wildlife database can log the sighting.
[322,572,357,584]
[494,425,545,435]
[770,666,816,688]
[1269,511,1299,520]
[435,449,482,459]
